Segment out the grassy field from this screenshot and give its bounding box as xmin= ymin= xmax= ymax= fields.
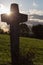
xmin=0 ymin=34 xmax=43 ymax=65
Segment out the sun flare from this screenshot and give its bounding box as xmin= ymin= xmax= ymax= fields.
xmin=6 ymin=12 xmax=11 ymax=16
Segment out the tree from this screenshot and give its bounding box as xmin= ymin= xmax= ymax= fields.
xmin=32 ymin=24 xmax=43 ymax=38
xmin=19 ymin=24 xmax=29 ymax=37
xmin=0 ymin=29 xmax=4 ymax=34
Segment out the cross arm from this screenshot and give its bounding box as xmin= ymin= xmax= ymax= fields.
xmin=1 ymin=13 xmax=28 ymax=24
xmin=1 ymin=14 xmax=11 ymax=24
xmin=1 ymin=13 xmax=15 ymax=24
xmin=19 ymin=13 xmax=28 ymax=22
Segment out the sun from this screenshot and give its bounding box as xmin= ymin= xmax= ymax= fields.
xmin=6 ymin=11 xmax=11 ymax=16
xmin=0 ymin=4 xmax=10 ymax=14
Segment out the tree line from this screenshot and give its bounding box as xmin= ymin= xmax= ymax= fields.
xmin=0 ymin=24 xmax=43 ymax=39
xmin=32 ymin=24 xmax=43 ymax=39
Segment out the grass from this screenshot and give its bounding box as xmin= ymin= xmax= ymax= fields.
xmin=0 ymin=34 xmax=11 ymax=64
xmin=0 ymin=34 xmax=43 ymax=65
xmin=20 ymin=37 xmax=43 ymax=65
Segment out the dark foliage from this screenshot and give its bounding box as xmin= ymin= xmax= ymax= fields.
xmin=32 ymin=24 xmax=43 ymax=39
xmin=0 ymin=29 xmax=4 ymax=34
xmin=19 ymin=24 xmax=29 ymax=37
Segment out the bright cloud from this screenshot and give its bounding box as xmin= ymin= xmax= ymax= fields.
xmin=20 ymin=10 xmax=28 ymax=14
xmin=0 ymin=22 xmax=9 ymax=32
xmin=0 ymin=4 xmax=5 ymax=9
xmin=29 ymin=9 xmax=43 ymax=15
xmin=0 ymin=3 xmax=10 ymax=14
xmin=28 ymin=9 xmax=43 ymax=22
xmin=29 ymin=18 xmax=43 ymax=22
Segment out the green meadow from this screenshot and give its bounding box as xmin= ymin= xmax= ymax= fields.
xmin=0 ymin=34 xmax=43 ymax=65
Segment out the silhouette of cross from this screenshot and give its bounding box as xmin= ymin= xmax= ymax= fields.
xmin=1 ymin=3 xmax=28 ymax=65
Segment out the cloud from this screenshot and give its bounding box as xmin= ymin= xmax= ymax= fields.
xmin=32 ymin=0 xmax=38 ymax=7
xmin=0 ymin=22 xmax=9 ymax=32
xmin=0 ymin=3 xmax=10 ymax=14
xmin=20 ymin=10 xmax=28 ymax=14
xmin=28 ymin=9 xmax=43 ymax=23
xmin=29 ymin=18 xmax=43 ymax=22
xmin=33 ymin=2 xmax=37 ymax=7
xmin=0 ymin=4 xmax=5 ymax=9
xmin=29 ymin=9 xmax=43 ymax=15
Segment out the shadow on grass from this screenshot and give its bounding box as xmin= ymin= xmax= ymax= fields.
xmin=19 ymin=48 xmax=35 ymax=65
xmin=0 ymin=48 xmax=36 ymax=65
xmin=0 ymin=46 xmax=43 ymax=65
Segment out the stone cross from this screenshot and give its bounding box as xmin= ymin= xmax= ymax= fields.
xmin=1 ymin=3 xmax=28 ymax=65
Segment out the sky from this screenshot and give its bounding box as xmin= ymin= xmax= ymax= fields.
xmin=0 ymin=0 xmax=43 ymax=14
xmin=0 ymin=0 xmax=43 ymax=32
